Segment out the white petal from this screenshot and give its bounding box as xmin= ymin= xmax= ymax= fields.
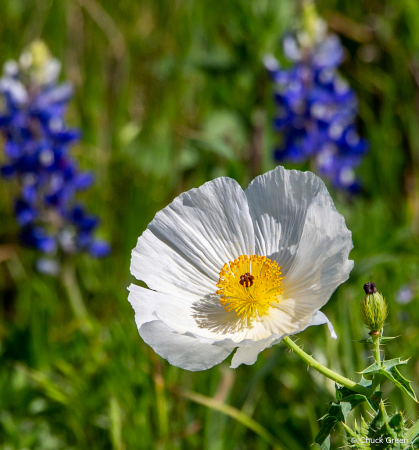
xmin=230 ymin=337 xmax=276 ymax=368
xmin=245 ymin=166 xmax=325 ymax=277
xmin=307 ymin=311 xmax=337 ymax=339
xmin=131 ymin=177 xmax=255 ymax=301
xmin=129 ymin=283 xmax=276 ymax=344
xmin=128 ymin=284 xmax=159 ymax=330
xmin=0 ymin=77 xmax=28 ymax=104
xmin=139 ymin=320 xmax=233 ymax=371
xmin=281 ymin=188 xmax=353 ymax=324
xmin=244 ymin=167 xmax=352 ymax=339
xmin=230 ymin=310 xmax=337 ymax=369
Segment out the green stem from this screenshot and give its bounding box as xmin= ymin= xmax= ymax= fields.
xmin=282 ymin=337 xmax=371 ymax=396
xmin=371 ymin=332 xmax=382 ymax=392
xmin=372 ymin=334 xmax=381 ymax=367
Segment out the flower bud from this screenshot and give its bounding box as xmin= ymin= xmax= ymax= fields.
xmin=360 ymin=282 xmax=388 ymax=334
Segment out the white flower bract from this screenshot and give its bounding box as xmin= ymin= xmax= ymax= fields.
xmin=129 ymin=166 xmax=353 ymax=371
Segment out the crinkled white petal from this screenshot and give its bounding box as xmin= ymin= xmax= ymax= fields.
xmin=245 ymin=166 xmax=325 ymax=277
xmin=140 ymin=320 xmax=233 ymax=371
xmin=276 ymin=188 xmax=353 ymax=330
xmin=128 ymin=284 xmax=159 ymax=330
xmin=243 ymin=166 xmax=352 ymax=338
xmin=308 ymin=311 xmax=337 ymax=339
xmin=230 ymin=337 xmax=277 ymax=368
xmin=230 ymin=310 xmax=337 ymax=368
xmin=128 ymin=284 xmax=278 ymax=344
xmin=130 ymin=177 xmax=255 ymax=301
xmin=128 ymin=285 xmax=232 ymax=370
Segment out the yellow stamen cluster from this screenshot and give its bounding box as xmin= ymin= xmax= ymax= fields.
xmin=216 ymin=254 xmax=284 ymax=319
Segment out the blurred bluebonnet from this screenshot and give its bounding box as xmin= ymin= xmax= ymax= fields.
xmin=0 ymin=41 xmax=110 ymax=274
xmin=264 ymin=3 xmax=368 ymax=192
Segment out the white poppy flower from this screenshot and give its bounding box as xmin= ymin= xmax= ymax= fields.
xmin=129 ymin=166 xmax=353 ymax=371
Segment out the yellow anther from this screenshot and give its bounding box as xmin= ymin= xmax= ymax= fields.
xmin=217 ymin=254 xmax=284 ymax=320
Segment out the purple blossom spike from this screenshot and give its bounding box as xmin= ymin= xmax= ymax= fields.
xmin=0 ymin=41 xmax=110 ymax=271
xmin=264 ymin=8 xmax=368 ymax=192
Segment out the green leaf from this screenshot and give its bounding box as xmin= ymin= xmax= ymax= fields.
xmin=370 ymin=402 xmax=388 ymax=430
xmin=359 ymin=358 xmax=417 ymax=402
xmin=380 ymin=336 xmax=400 ymax=342
xmin=336 ymin=385 xmax=356 ymax=401
xmin=340 ymin=394 xmax=367 ymax=420
xmin=357 ymin=338 xmax=373 ymax=344
xmin=320 ymin=436 xmax=330 ymax=450
xmin=315 ymin=394 xmax=368 ymax=445
xmin=340 ymin=401 xmax=353 ymax=423
xmin=315 ymin=381 xmax=375 ymax=446
xmin=360 ymin=362 xmax=381 ymax=374
xmin=357 ymin=336 xmax=399 ymax=344
xmin=358 ymin=376 xmax=373 ymax=389
xmin=381 ymin=366 xmax=418 ymax=402
xmin=360 ymin=357 xmax=409 ymax=374
xmin=388 ymin=412 xmax=404 ymax=434
xmin=315 ymin=414 xmax=338 ymax=445
xmin=335 ymin=378 xmax=372 ymax=400
xmin=381 ymin=357 xmax=410 ymax=370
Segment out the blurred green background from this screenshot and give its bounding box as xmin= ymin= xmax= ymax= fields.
xmin=1 ymin=0 xmax=419 ymax=448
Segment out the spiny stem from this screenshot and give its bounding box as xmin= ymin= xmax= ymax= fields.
xmin=372 ymin=333 xmax=381 ymax=367
xmin=371 ymin=331 xmax=382 ymax=392
xmin=282 ymin=336 xmax=371 ymax=396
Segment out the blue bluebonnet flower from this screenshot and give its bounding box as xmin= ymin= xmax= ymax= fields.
xmin=0 ymin=41 xmax=110 ymax=273
xmin=264 ymin=5 xmax=368 ymax=192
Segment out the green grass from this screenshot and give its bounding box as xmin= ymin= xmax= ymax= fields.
xmin=2 ymin=0 xmax=419 ymax=448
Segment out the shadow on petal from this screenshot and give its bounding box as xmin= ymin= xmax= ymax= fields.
xmin=191 ymin=294 xmax=255 ymax=336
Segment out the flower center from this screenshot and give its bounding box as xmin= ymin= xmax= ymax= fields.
xmin=216 ymin=254 xmax=284 ymax=319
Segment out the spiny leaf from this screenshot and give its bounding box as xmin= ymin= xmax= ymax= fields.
xmin=340 ymin=395 xmax=367 ymax=421
xmin=320 ymin=435 xmax=330 ymax=450
xmin=360 ymin=357 xmax=409 ymax=375
xmin=358 ymin=376 xmax=373 ymax=389
xmin=357 ymin=336 xmax=399 ymax=344
xmin=336 ymin=384 xmax=357 ymax=401
xmin=381 ymin=358 xmax=410 ymax=371
xmin=335 ymin=378 xmax=372 ymax=400
xmin=370 ymin=401 xmax=388 ymax=430
xmin=315 ymin=414 xmax=338 ymax=445
xmin=388 ymin=412 xmax=404 ymax=434
xmin=314 ymin=394 xmax=368 ymax=445
xmin=340 ymin=401 xmax=353 ymax=423
xmin=380 ymin=336 xmax=400 ymax=342
xmin=358 ymin=358 xmax=417 ymax=401
xmin=360 ymin=361 xmax=380 ymax=375
xmin=381 ymin=366 xmax=418 ymax=402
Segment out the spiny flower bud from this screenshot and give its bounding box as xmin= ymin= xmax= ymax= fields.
xmin=360 ymin=282 xmax=388 ymax=334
